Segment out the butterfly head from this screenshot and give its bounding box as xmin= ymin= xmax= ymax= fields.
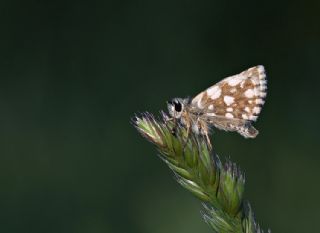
xmin=167 ymin=98 xmax=187 ymax=119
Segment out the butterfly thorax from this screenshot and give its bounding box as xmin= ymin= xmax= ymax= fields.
xmin=180 ymin=104 xmax=210 ymax=135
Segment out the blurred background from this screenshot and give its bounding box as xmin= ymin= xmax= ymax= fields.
xmin=0 ymin=0 xmax=319 ymax=232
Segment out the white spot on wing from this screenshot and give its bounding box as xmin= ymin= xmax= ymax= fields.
xmin=249 ymin=115 xmax=258 ymax=121
xmin=242 ymin=114 xmax=248 ymax=120
xmin=259 ymin=92 xmax=267 ymax=98
xmin=224 ymin=96 xmax=234 ymax=106
xmin=227 ymin=75 xmax=244 ymax=86
xmin=261 ymin=86 xmax=267 ymax=91
xmin=227 ymin=107 xmax=233 ymax=112
xmin=245 ymin=107 xmax=250 ymax=113
xmin=244 ymin=89 xmax=255 ymax=98
xmin=256 ymin=99 xmax=265 ymax=105
xmin=207 ymin=86 xmax=221 ymax=100
xmin=197 ymin=98 xmax=204 ymax=108
xmin=208 ymin=105 xmax=214 ymax=110
xmin=260 ymin=80 xmax=267 ymax=86
xmin=191 ymin=93 xmax=205 ymax=109
xmin=207 ymin=113 xmax=216 ymax=116
xmin=225 ymin=113 xmax=234 ymax=118
xmin=257 ymin=65 xmax=265 ymax=75
xmin=253 ymin=106 xmax=261 ymax=114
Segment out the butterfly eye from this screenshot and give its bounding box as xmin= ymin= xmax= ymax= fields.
xmin=174 ymin=102 xmax=182 ymax=112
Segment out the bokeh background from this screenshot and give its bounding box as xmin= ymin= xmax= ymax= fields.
xmin=1 ymin=0 xmax=320 ymax=232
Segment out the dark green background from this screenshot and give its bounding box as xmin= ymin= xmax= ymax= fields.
xmin=1 ymin=0 xmax=319 ymax=232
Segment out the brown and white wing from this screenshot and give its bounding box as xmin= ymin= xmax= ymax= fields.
xmin=191 ymin=65 xmax=267 ymax=138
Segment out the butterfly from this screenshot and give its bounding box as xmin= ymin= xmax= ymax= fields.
xmin=167 ymin=65 xmax=267 ymax=149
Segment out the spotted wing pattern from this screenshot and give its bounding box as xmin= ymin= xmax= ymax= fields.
xmin=190 ymin=65 xmax=267 ymax=137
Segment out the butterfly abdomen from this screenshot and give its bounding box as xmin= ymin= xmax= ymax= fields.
xmin=237 ymin=124 xmax=259 ymax=138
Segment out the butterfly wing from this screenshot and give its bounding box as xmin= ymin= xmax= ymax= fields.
xmin=191 ymin=65 xmax=267 ymax=137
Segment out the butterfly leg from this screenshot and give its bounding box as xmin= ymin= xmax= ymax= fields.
xmin=204 ymin=132 xmax=212 ymax=150
xmin=198 ymin=120 xmax=212 ymax=150
xmin=180 ymin=114 xmax=192 ymax=148
xmin=164 ymin=117 xmax=178 ymax=135
xmin=165 ymin=117 xmax=173 ymax=122
xmin=184 ymin=123 xmax=190 ymax=144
